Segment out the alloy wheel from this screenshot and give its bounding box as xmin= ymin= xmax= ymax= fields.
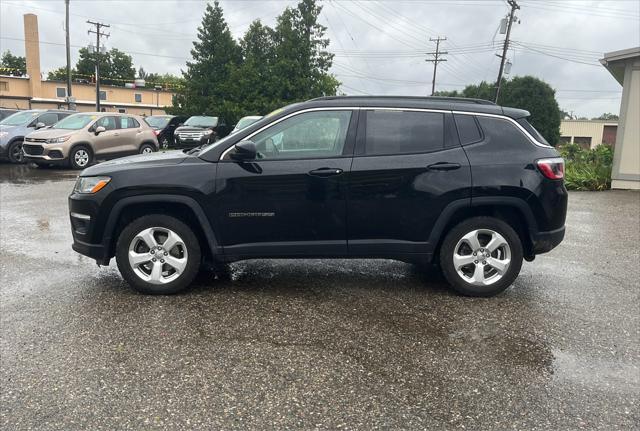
xmin=74 ymin=149 xmax=89 ymax=167
xmin=128 ymin=227 xmax=188 ymax=285
xmin=453 ymin=229 xmax=511 ymax=286
xmin=142 ymin=146 xmax=153 ymax=154
xmin=11 ymin=143 xmax=24 ymax=163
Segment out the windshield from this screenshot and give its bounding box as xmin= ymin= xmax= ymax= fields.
xmin=145 ymin=116 xmax=171 ymax=129
xmin=235 ymin=116 xmax=261 ymax=130
xmin=53 ymin=114 xmax=95 ymax=130
xmin=0 ymin=111 xmax=39 ymax=126
xmin=184 ymin=116 xmax=218 ymax=128
xmin=517 ymin=118 xmax=550 ymax=146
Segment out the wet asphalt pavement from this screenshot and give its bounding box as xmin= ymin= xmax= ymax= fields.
xmin=0 ymin=162 xmax=638 ymax=430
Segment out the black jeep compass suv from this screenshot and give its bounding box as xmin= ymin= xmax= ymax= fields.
xmin=69 ymin=96 xmax=567 ymax=297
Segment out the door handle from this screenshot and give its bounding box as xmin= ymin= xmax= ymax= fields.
xmin=308 ymin=167 xmax=344 ymax=177
xmin=427 ymin=162 xmax=461 ymax=171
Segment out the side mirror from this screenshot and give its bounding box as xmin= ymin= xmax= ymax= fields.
xmin=230 ymin=140 xmax=257 ymax=161
xmin=35 ymin=122 xmax=46 ymax=130
xmin=94 ymin=126 xmax=106 ymax=135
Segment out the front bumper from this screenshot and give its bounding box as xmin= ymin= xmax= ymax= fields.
xmin=174 ymin=135 xmax=210 ymax=148
xmin=531 ymin=225 xmax=565 ymax=254
xmin=69 ymin=194 xmax=111 ymax=265
xmin=23 ymin=142 xmax=67 ymax=164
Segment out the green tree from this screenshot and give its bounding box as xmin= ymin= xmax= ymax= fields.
xmin=0 ymin=50 xmax=26 ymax=76
xmin=436 ymin=77 xmax=561 ymax=145
xmin=174 ymin=1 xmax=241 ymax=119
xmin=593 ymin=113 xmax=618 ymax=121
xmin=272 ymin=0 xmax=339 ymax=102
xmin=75 ymin=47 xmax=135 ymax=84
xmin=109 ymin=48 xmax=136 ymax=81
xmin=47 ymin=66 xmax=71 ymax=81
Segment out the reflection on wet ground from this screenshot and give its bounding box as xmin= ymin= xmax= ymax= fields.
xmin=1 ymin=162 xmax=639 ymax=429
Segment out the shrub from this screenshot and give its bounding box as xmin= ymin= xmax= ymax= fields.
xmin=559 ymin=144 xmax=613 ymax=191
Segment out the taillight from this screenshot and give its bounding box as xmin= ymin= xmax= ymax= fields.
xmin=537 ymin=157 xmax=564 ymax=180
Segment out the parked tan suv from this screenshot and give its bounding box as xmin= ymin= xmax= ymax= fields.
xmin=23 ymin=112 xmax=159 ymax=169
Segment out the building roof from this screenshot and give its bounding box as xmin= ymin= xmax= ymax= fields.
xmin=600 ymin=46 xmax=640 ymax=85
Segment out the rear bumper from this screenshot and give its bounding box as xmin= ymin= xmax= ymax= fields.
xmin=531 ymin=225 xmax=565 ymax=254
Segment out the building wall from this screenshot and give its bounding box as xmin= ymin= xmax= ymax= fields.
xmin=559 ymin=120 xmax=618 ymax=149
xmin=0 ymin=76 xmax=174 ymax=115
xmin=611 ymin=57 xmax=640 ymax=190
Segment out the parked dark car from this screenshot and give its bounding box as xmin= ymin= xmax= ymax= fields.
xmin=173 ymin=116 xmax=229 ymax=149
xmin=0 ymin=108 xmax=19 ymax=121
xmin=144 ymin=115 xmax=188 ymax=149
xmin=69 ymin=96 xmax=567 ymax=297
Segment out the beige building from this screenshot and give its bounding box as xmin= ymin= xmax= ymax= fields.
xmin=600 ymin=47 xmax=640 ymax=190
xmin=0 ymin=14 xmax=175 ymax=116
xmin=560 ymin=119 xmax=618 ymax=149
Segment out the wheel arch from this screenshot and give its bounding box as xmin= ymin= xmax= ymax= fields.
xmin=139 ymin=140 xmax=158 ymax=150
xmin=103 ymin=194 xmax=220 ymax=263
xmin=429 ymin=197 xmax=537 ymax=262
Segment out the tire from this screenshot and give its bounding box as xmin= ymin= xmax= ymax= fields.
xmin=139 ymin=143 xmax=156 ymax=155
xmin=160 ymin=137 xmax=170 ymax=150
xmin=115 ymin=214 xmax=201 ymax=295
xmin=439 ymin=216 xmax=523 ymax=297
xmin=7 ymin=141 xmax=25 ymax=164
xmin=69 ymin=145 xmax=92 ymax=170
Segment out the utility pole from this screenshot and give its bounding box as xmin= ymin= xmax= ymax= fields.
xmin=495 ymin=0 xmax=519 ymax=103
xmin=426 ymin=36 xmax=447 ymax=96
xmin=65 ymin=0 xmax=72 ymax=104
xmin=87 ymin=20 xmax=109 ymax=111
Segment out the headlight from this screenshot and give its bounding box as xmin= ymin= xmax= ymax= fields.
xmin=201 ymin=129 xmax=213 ymax=136
xmin=74 ymin=176 xmax=111 ymax=194
xmin=47 ymin=135 xmax=71 ymax=144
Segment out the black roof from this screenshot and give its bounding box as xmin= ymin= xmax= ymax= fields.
xmin=303 ymin=95 xmax=530 ymax=119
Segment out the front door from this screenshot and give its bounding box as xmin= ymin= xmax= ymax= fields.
xmin=91 ymin=116 xmax=120 ymax=157
xmin=348 ymin=109 xmax=471 ymax=256
xmin=215 ymin=109 xmax=357 ymax=258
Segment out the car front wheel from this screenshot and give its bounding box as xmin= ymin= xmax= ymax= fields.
xmin=440 ymin=216 xmax=523 ymax=297
xmin=69 ymin=145 xmax=92 ymax=169
xmin=7 ymin=140 xmax=25 ymax=164
xmin=115 ymin=215 xmax=201 ymax=294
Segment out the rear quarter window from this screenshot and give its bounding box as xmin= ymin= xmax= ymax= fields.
xmin=475 ymin=116 xmax=532 ymax=148
xmin=454 ymin=114 xmax=482 ymax=145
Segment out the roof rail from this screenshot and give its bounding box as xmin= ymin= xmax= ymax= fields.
xmin=310 ymin=95 xmax=496 ymax=105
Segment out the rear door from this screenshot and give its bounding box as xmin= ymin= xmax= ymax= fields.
xmin=215 ymin=109 xmax=357 ymax=258
xmin=116 ymin=116 xmax=142 ymax=153
xmin=347 ymin=109 xmax=471 ymax=257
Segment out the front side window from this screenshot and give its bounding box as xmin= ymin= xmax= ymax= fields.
xmin=476 ymin=116 xmax=532 ymax=148
xmin=364 ymin=110 xmax=444 ymax=156
xmin=37 ymin=113 xmax=60 ymax=126
xmin=247 ymin=110 xmax=352 ymax=160
xmin=95 ymin=116 xmax=117 ymax=131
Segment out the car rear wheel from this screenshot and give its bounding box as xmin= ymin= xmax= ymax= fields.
xmin=7 ymin=141 xmax=25 ymax=164
xmin=115 ymin=215 xmax=201 ymax=295
xmin=160 ymin=137 xmax=170 ymax=150
xmin=69 ymin=146 xmax=92 ymax=169
xmin=139 ymin=143 xmax=156 ymax=154
xmin=440 ymin=216 xmax=523 ymax=297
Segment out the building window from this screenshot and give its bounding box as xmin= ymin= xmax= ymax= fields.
xmin=99 ymin=91 xmax=107 ymax=101
xmin=56 ymin=87 xmax=67 ymax=98
xmin=0 ymin=81 xmax=8 ymax=91
xmin=559 ymin=136 xmax=571 ymax=145
xmin=134 ymin=93 xmax=142 ymax=103
xmin=118 ymin=108 xmax=126 ymax=113
xmin=574 ymin=136 xmax=592 ymax=149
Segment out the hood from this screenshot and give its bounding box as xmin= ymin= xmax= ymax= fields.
xmin=26 ymin=128 xmax=72 ymax=140
xmin=175 ymin=125 xmax=210 ymax=132
xmin=80 ymin=150 xmax=190 ymax=176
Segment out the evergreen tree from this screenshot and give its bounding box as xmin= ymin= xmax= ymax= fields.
xmin=175 ymin=1 xmax=241 ymax=118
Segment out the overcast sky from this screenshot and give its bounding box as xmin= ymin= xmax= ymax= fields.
xmin=1 ymin=0 xmax=638 ymax=117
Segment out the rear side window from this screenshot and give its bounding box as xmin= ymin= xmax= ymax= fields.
xmin=476 ymin=116 xmax=532 ymax=148
xmin=364 ymin=110 xmax=444 ymax=155
xmin=454 ymin=114 xmax=482 ymax=145
xmin=120 ymin=117 xmax=140 ymax=128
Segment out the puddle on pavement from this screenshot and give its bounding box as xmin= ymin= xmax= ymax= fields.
xmin=0 ymin=163 xmax=77 ymax=184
